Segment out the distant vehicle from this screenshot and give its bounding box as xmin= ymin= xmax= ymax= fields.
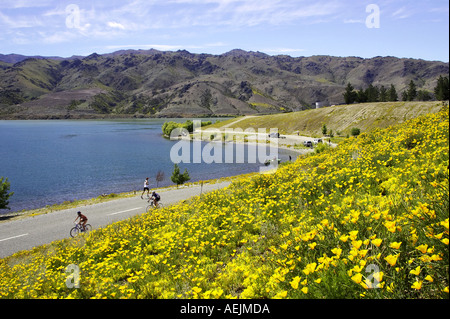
xmin=313 ymin=139 xmax=323 ymax=144
xmin=268 ymin=132 xmax=286 ymax=139
xmin=264 ymin=158 xmax=281 ymax=166
xmin=303 ymin=140 xmax=313 ymax=148
xmin=268 ymin=132 xmax=280 ymax=138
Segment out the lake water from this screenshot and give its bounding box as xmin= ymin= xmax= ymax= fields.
xmin=0 ymin=119 xmax=298 ymax=213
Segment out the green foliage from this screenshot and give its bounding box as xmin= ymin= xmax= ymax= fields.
xmin=388 ymin=84 xmax=398 ymax=102
xmin=89 ymin=91 xmax=127 ymax=114
xmin=434 ymin=75 xmax=449 ymax=101
xmin=314 ymin=142 xmax=330 ymax=154
xmin=407 ymin=80 xmax=417 ymax=101
xmin=0 ymin=177 xmax=14 ymax=210
xmin=347 ymin=81 xmax=436 ymax=105
xmin=162 ymin=121 xmax=184 ymax=136
xmin=0 ymin=90 xmax=25 ymax=105
xmin=351 ymin=127 xmax=361 ymax=136
xmin=322 ymin=124 xmax=327 ymax=136
xmin=379 ymin=85 xmax=388 ymax=102
xmin=200 ymin=88 xmax=213 ymax=110
xmin=366 ymin=84 xmax=379 ymax=103
xmin=343 ymin=83 xmax=357 ymax=104
xmin=162 ymin=120 xmax=213 ymax=136
xmin=170 ymin=164 xmax=190 ymax=187
xmin=417 ymin=90 xmax=432 ymax=101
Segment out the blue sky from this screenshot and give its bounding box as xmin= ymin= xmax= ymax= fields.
xmin=0 ymin=0 xmax=448 ymax=62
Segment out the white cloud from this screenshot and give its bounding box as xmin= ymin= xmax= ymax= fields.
xmin=344 ymin=19 xmax=364 ymax=24
xmin=262 ymin=48 xmax=306 ymax=54
xmin=391 ymin=7 xmax=413 ymax=19
xmin=0 ymin=0 xmax=53 ymax=9
xmin=105 ymin=42 xmax=227 ymax=52
xmin=107 ymin=21 xmax=126 ymax=30
xmin=0 ymin=11 xmax=43 ymax=28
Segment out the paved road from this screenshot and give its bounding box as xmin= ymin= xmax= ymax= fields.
xmin=0 ymin=181 xmax=231 ymax=259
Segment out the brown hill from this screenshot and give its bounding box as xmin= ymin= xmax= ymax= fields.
xmin=0 ymin=49 xmax=448 ymax=119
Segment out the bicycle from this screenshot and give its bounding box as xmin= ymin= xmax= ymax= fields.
xmin=70 ymin=222 xmax=92 ymax=237
xmin=146 ymin=197 xmax=164 ymax=212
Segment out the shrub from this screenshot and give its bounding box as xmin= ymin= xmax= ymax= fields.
xmin=351 ymin=127 xmax=361 ymax=136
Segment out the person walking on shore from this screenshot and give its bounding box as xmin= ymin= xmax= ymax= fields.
xmin=141 ymin=177 xmax=150 ymax=199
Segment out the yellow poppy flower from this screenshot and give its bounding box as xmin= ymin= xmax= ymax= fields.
xmin=351 ymin=273 xmax=363 ymax=284
xmin=415 ymin=244 xmax=428 ymax=254
xmin=290 ymin=276 xmax=301 ymax=289
xmin=411 ymin=280 xmax=423 ymax=290
xmin=372 ymin=238 xmax=382 ymax=247
xmin=385 ymin=254 xmax=399 ymax=266
xmin=331 ymin=247 xmax=342 ymax=257
xmin=389 ymin=242 xmax=402 ymax=249
xmin=352 ymin=240 xmax=363 ymax=249
xmin=409 ymin=266 xmax=421 ymax=275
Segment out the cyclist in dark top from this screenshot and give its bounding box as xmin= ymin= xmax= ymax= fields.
xmin=74 ymin=211 xmax=88 ymax=231
xmin=151 ymin=191 xmax=160 ymax=208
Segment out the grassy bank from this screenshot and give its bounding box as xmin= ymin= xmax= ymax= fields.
xmin=0 ymin=106 xmax=448 ymax=299
xmin=207 ymin=101 xmax=444 ymax=137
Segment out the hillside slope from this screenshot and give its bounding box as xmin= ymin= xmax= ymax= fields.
xmin=0 ymin=49 xmax=448 ymax=119
xmin=210 ymin=101 xmax=445 ymax=136
xmin=1 ymin=106 xmax=448 ymax=299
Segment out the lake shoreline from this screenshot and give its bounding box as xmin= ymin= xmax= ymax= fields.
xmin=0 ymin=119 xmax=308 ymax=218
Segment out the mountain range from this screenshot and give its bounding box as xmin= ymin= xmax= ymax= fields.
xmin=0 ymin=49 xmax=448 ymax=119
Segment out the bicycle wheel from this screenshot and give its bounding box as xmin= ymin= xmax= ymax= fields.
xmin=70 ymin=227 xmax=80 ymax=237
xmin=84 ymin=224 xmax=92 ymax=233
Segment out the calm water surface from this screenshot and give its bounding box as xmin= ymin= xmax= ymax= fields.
xmin=0 ymin=119 xmax=298 ymax=213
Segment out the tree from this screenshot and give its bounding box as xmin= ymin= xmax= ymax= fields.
xmin=0 ymin=177 xmax=14 ymax=210
xmin=356 ymin=89 xmax=367 ymax=103
xmin=402 ymin=90 xmax=409 ymax=102
xmin=434 ymin=75 xmax=449 ymax=101
xmin=322 ymin=124 xmax=327 ymax=136
xmin=417 ymin=90 xmax=432 ymax=101
xmin=388 ymin=84 xmax=398 ymax=102
xmin=156 ymin=170 xmax=165 ymax=187
xmin=407 ymin=80 xmax=417 ymax=101
xmin=343 ymin=83 xmax=357 ymax=104
xmin=379 ymin=85 xmax=388 ymax=102
xmin=200 ymin=88 xmax=213 ymax=110
xmin=366 ymin=84 xmax=379 ymax=102
xmin=170 ymin=164 xmax=190 ymax=188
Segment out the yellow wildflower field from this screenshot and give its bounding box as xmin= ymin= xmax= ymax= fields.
xmin=0 ymin=106 xmax=448 ymax=299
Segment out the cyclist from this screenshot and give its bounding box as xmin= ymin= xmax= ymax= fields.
xmin=141 ymin=177 xmax=150 ymax=199
xmin=74 ymin=211 xmax=88 ymax=231
xmin=151 ymin=191 xmax=161 ymax=208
